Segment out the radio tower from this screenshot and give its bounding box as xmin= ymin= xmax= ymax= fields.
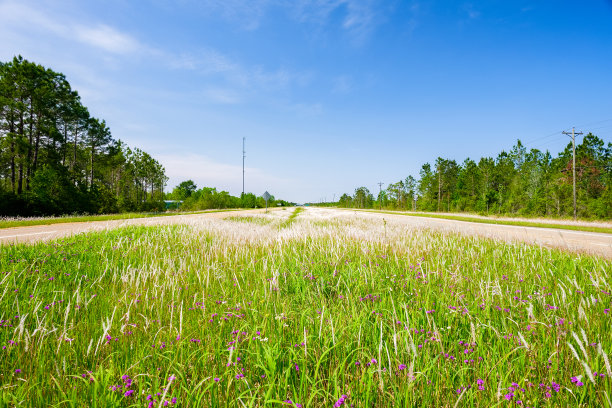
xmin=242 ymin=137 xmax=246 ymax=196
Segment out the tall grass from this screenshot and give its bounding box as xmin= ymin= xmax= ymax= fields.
xmin=0 ymin=208 xmax=610 ymax=407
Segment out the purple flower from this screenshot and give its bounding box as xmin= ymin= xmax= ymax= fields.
xmin=124 ymin=389 xmax=135 ymax=397
xmin=398 ymin=364 xmax=406 ymax=370
xmin=571 ymin=376 xmax=584 ymax=387
xmin=214 ymin=377 xmax=220 ymax=382
xmin=333 ymin=394 xmax=348 ymax=407
xmin=504 ymin=392 xmax=514 ymax=401
xmin=15 ymin=369 xmax=21 ymax=373
xmin=171 ymin=398 xmax=177 ymax=404
xmin=371 ymin=358 xmax=377 ymax=364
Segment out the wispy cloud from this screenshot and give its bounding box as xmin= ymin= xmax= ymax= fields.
xmin=171 ymin=0 xmax=387 ymax=45
xmin=73 ymin=25 xmax=143 ymax=54
xmin=158 ymin=153 xmax=291 ymax=193
xmin=169 ymin=0 xmax=273 ymax=31
xmin=0 ymin=0 xmax=149 ymax=55
xmin=291 ymin=0 xmax=387 ymax=45
xmin=168 ymin=47 xmax=315 ymax=104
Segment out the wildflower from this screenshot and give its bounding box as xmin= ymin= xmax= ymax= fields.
xmin=294 ymin=364 xmax=299 ymax=372
xmin=124 ymin=389 xmax=135 ymax=397
xmin=371 ymin=358 xmax=377 ymax=364
xmin=333 ymin=394 xmax=348 ymax=407
xmin=398 ymin=364 xmax=406 ymax=370
xmin=15 ymin=369 xmax=21 ymax=373
xmin=504 ymin=392 xmax=514 ymax=401
xmin=570 ymin=376 xmax=584 ymax=387
xmin=214 ymin=377 xmax=220 ymax=382
xmin=171 ymin=398 xmax=177 ymax=404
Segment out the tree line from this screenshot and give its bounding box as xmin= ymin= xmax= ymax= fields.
xmin=335 ymin=136 xmax=612 ymax=219
xmin=0 ymin=56 xmax=167 ymax=216
xmin=168 ymin=180 xmax=294 ymax=210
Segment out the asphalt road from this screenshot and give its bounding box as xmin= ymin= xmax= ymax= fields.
xmin=1 ymin=208 xmax=611 ymax=259
xmin=0 ymin=209 xmax=263 ymax=245
xmin=344 ymin=209 xmax=612 ymax=259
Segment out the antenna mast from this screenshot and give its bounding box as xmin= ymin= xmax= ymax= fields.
xmin=242 ymin=137 xmax=246 ymax=196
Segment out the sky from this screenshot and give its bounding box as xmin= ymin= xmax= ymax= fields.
xmin=1 ymin=0 xmax=611 ymax=203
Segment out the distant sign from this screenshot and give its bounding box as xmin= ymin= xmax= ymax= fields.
xmin=263 ymin=191 xmax=271 ymax=202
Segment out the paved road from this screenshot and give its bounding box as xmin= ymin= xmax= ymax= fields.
xmin=1 ymin=208 xmax=611 ymax=259
xmin=343 ymin=209 xmax=612 ymax=259
xmin=0 ymin=209 xmax=266 ymax=245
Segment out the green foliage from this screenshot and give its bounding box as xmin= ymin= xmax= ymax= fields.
xmin=0 ymin=56 xmax=168 ymax=215
xmin=171 ymin=180 xmax=197 ymax=200
xmin=337 ymin=138 xmax=611 ymax=219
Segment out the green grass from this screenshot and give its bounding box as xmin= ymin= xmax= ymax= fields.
xmin=225 ymin=215 xmax=275 ymax=225
xmin=360 ymin=209 xmax=612 ymax=234
xmin=0 ymin=209 xmax=610 ymax=407
xmin=278 ymin=207 xmax=303 ymax=229
xmin=0 ymin=208 xmax=243 ymax=229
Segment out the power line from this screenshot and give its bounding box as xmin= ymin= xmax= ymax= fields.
xmin=573 ymin=118 xmax=612 ymax=129
xmin=562 ymin=127 xmax=583 ymax=220
xmin=522 ymin=118 xmax=612 ymax=146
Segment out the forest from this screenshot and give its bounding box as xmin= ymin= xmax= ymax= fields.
xmin=0 ymin=56 xmax=167 ymax=216
xmin=336 ymin=136 xmax=612 ymax=219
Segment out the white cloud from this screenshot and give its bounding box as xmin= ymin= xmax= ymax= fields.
xmin=73 ymin=24 xmax=142 ymax=54
xmin=0 ymin=0 xmax=147 ymax=55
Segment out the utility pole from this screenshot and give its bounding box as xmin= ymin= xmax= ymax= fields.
xmin=377 ymin=182 xmax=384 ymax=210
xmin=562 ymin=127 xmax=583 ymax=220
xmin=242 ymin=137 xmax=246 ymax=196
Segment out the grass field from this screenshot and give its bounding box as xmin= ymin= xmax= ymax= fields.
xmin=359 ymin=210 xmax=612 ymax=235
xmin=1 ymin=208 xmax=610 ymax=407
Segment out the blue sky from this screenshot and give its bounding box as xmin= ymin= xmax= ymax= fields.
xmin=1 ymin=0 xmax=611 ymax=203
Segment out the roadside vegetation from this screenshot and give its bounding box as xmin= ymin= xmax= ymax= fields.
xmin=319 ymin=137 xmax=611 ymax=220
xmin=360 ymin=209 xmax=612 ymax=234
xmin=1 ymin=208 xmax=610 ymax=407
